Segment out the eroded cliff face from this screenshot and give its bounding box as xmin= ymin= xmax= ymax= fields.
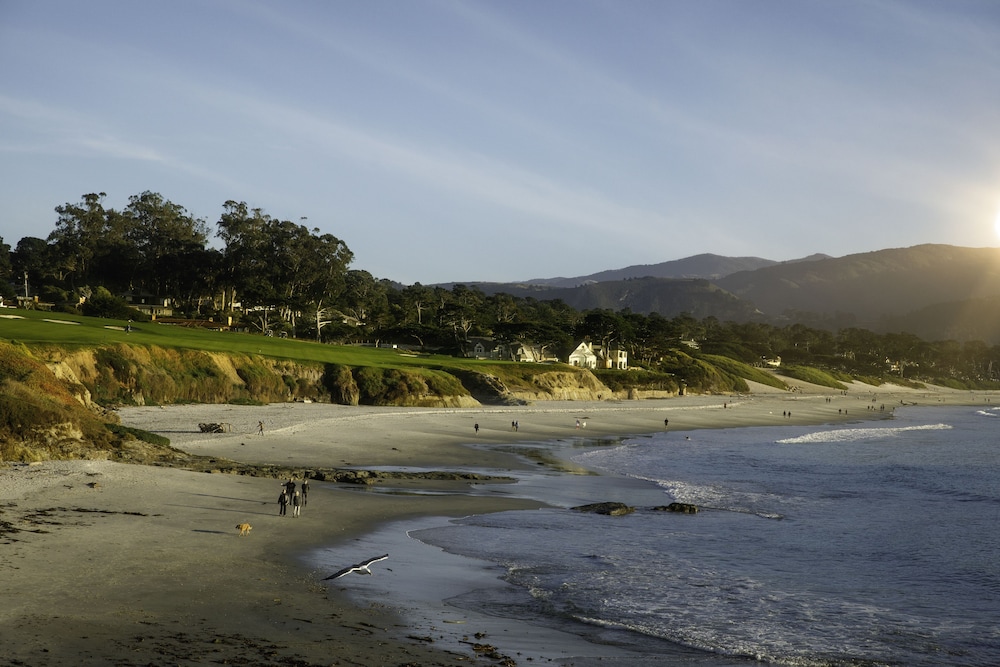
xmin=507 ymin=370 xmax=613 ymax=402
xmin=35 ymin=344 xmax=612 ymax=409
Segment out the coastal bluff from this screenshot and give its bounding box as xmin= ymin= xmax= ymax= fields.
xmin=2 ymin=341 xmax=638 ymax=460
xmin=39 ymin=343 xmax=619 ymax=408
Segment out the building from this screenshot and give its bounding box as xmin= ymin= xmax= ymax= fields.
xmin=121 ymin=290 xmax=173 ymax=318
xmin=568 ymin=341 xmax=598 ymax=369
xmin=568 ymin=341 xmax=628 ymax=370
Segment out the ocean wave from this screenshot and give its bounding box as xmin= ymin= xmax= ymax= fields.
xmin=776 ymin=423 xmax=951 ymax=444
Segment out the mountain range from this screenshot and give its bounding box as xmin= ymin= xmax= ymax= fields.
xmin=443 ymin=244 xmax=1000 ymax=344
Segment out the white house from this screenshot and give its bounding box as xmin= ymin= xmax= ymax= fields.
xmin=598 ymin=345 xmax=628 ymax=370
xmin=568 ymin=341 xmax=598 ymax=369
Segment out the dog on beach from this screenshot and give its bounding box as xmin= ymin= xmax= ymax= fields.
xmin=235 ymin=522 xmax=253 ymax=536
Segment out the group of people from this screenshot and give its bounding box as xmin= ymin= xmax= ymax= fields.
xmin=278 ymin=478 xmax=309 ymax=517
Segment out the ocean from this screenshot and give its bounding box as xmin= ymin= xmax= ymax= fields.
xmin=313 ymin=405 xmax=1000 ymax=666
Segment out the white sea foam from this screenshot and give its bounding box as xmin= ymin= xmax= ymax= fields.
xmin=776 ymin=423 xmax=951 ymax=444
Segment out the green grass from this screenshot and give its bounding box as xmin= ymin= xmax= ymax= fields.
xmin=0 ymin=308 xmax=596 ymax=406
xmin=700 ymin=354 xmax=788 ymax=390
xmin=0 ymin=309 xmax=515 ymax=373
xmin=778 ymin=365 xmax=850 ymax=390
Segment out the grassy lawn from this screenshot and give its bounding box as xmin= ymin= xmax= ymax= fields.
xmin=0 ymin=309 xmax=503 ymax=373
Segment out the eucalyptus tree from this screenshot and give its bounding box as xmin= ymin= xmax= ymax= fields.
xmin=48 ymin=192 xmax=110 ymax=287
xmin=10 ymin=237 xmax=47 ymax=298
xmin=120 ymin=191 xmax=210 ymax=296
xmin=289 ymin=224 xmax=353 ymax=339
xmin=399 ymin=282 xmax=434 ymax=325
xmin=217 ymin=201 xmax=271 ymax=319
xmin=0 ymin=236 xmax=11 ymax=298
xmin=216 ymin=202 xmax=352 ymax=335
xmin=440 ymin=284 xmax=486 ymax=343
xmin=340 ymin=270 xmax=387 ymax=326
xmin=575 ymin=309 xmax=625 ymax=351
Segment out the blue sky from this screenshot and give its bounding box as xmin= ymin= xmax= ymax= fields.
xmin=2 ymin=0 xmax=999 ymax=285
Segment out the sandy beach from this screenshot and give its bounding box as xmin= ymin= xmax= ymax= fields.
xmin=0 ymin=379 xmax=987 ymax=666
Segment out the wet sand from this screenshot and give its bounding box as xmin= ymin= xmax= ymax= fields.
xmin=0 ymin=379 xmax=987 ymax=666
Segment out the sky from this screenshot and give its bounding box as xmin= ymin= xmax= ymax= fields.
xmin=2 ymin=0 xmax=999 ymax=285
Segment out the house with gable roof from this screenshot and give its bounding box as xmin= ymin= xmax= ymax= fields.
xmin=568 ymin=341 xmax=628 ymax=370
xmin=567 ymin=341 xmax=598 ymax=369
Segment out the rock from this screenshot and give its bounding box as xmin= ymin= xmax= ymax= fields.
xmin=652 ymin=502 xmax=699 ymax=514
xmin=198 ymin=422 xmax=228 ymax=433
xmin=571 ymin=502 xmax=635 ymax=516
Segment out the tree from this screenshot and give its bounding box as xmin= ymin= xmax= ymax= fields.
xmin=440 ymin=284 xmax=486 ymax=345
xmin=0 ymin=236 xmax=12 ymax=299
xmin=399 ymin=283 xmax=434 ymax=325
xmin=216 ymin=202 xmax=352 ymax=336
xmin=576 ymin=309 xmax=625 ymax=351
xmin=11 ymin=237 xmax=50 ymax=299
xmin=48 ymin=192 xmax=110 ymax=287
xmin=121 ymin=191 xmax=210 ymax=296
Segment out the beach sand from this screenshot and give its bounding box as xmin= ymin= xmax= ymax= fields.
xmin=1 ymin=380 xmax=987 ymax=666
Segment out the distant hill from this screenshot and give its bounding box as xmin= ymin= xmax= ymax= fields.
xmin=475 ymin=278 xmax=763 ymax=321
xmin=442 ymin=244 xmax=1000 ymax=343
xmin=879 ymin=295 xmax=1000 ymax=343
xmin=715 ymin=245 xmax=1000 ymax=322
xmin=520 ymin=253 xmax=785 ymax=287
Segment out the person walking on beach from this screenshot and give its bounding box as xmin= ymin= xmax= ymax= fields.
xmin=278 ymin=490 xmax=289 ymax=516
xmin=257 ymin=420 xmax=264 ymax=436
xmin=301 ymin=478 xmax=309 ymax=506
xmin=284 ymin=479 xmax=296 ymax=496
xmin=474 ymin=423 xmax=479 ymax=434
xmin=292 ymin=491 xmax=302 ymax=517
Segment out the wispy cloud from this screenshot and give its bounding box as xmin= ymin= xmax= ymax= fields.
xmin=207 ymin=87 xmax=671 ymax=234
xmin=0 ymin=93 xmax=248 ymax=194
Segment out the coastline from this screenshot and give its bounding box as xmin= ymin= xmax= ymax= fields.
xmin=0 ymin=381 xmax=989 ymax=666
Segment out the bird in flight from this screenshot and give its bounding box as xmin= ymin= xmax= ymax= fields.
xmin=323 ymin=554 xmax=389 ymax=580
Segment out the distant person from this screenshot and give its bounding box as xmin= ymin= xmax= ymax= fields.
xmin=257 ymin=420 xmax=264 ymax=436
xmin=301 ymin=478 xmax=309 ymax=506
xmin=292 ymin=491 xmax=302 ymax=517
xmin=284 ymin=479 xmax=296 ymax=496
xmin=474 ymin=423 xmax=479 ymax=434
xmin=664 ymin=418 xmax=669 ymax=429
xmin=278 ymin=490 xmax=289 ymax=516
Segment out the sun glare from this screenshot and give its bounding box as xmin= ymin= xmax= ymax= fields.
xmin=995 ymin=205 xmax=1000 ymax=241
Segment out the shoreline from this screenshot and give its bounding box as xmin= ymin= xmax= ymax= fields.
xmin=1 ymin=381 xmax=991 ymax=666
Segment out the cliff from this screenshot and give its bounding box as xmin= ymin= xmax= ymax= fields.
xmin=1 ymin=342 xmax=617 ymax=461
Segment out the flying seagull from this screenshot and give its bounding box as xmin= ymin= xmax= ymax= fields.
xmin=323 ymin=554 xmax=389 ymax=580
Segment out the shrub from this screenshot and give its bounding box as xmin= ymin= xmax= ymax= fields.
xmin=105 ymin=423 xmax=171 ymax=447
xmin=81 ymin=287 xmax=147 ymax=321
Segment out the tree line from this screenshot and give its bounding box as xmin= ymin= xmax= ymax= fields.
xmin=2 ymin=191 xmax=999 ymax=388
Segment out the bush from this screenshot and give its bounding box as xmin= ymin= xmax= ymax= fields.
xmin=106 ymin=423 xmax=171 ymax=447
xmin=81 ymin=287 xmax=147 ymax=321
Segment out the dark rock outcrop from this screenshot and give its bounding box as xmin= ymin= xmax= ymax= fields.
xmin=571 ymin=502 xmax=635 ymax=516
xmin=652 ymin=502 xmax=699 ymax=514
